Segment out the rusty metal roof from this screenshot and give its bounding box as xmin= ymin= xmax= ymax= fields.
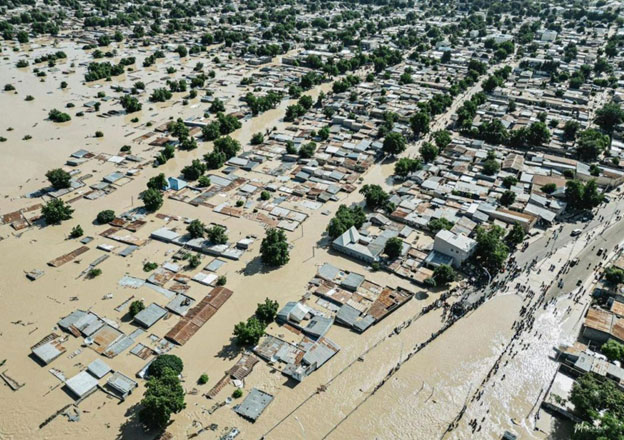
xmin=584 ymin=308 xmax=614 ymax=334
xmin=165 ymin=287 xmax=233 ymax=345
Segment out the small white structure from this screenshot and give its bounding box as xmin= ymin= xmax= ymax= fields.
xmin=432 ymin=230 xmax=477 ymax=267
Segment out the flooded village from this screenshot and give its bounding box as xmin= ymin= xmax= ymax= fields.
xmin=1 ymin=0 xmax=624 ymax=439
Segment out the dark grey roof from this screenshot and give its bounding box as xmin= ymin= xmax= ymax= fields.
xmin=133 ymin=303 xmax=167 ymax=328
xmin=335 ymin=304 xmax=361 ymax=327
xmin=341 ymin=272 xmax=365 ymax=291
xmin=303 ymin=316 xmax=333 ymax=339
xmin=87 ymin=359 xmax=111 ymax=378
xmin=234 ymin=388 xmax=274 ymax=422
xmin=317 ymin=263 xmax=340 ymax=281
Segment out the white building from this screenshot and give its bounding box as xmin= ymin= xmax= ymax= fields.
xmin=432 ymin=230 xmax=477 ymax=267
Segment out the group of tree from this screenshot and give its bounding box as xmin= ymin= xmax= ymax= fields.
xmin=203 ymin=136 xmax=241 ymax=169
xmin=84 ymin=61 xmax=124 ymax=82
xmin=481 ymin=66 xmax=512 ymax=94
xmin=473 ymin=225 xmax=509 ymax=274
xmin=233 ymin=298 xmax=279 ymax=346
xmin=139 ymin=354 xmax=185 ymax=431
xmin=569 ymin=373 xmax=624 ymax=440
xmin=243 ymin=91 xmax=282 ymax=116
xmin=565 ymin=179 xmax=603 ymax=211
xmin=201 ymin=113 xmax=242 ymax=140
xmin=48 ymin=108 xmax=71 ymax=122
xmin=326 ymin=204 xmax=367 ymax=239
xmin=120 ymin=95 xmax=142 ymax=113
xmin=150 ymin=88 xmax=172 ymax=102
xmin=394 ymin=157 xmax=422 ymax=178
xmin=604 ymin=266 xmax=624 ymax=285
xmin=284 ymin=94 xmax=315 ymax=122
xmin=359 ymin=184 xmax=394 ymax=213
xmin=575 ymin=129 xmax=610 ymax=162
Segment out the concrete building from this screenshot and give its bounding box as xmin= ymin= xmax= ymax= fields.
xmin=432 ymin=230 xmax=477 ymax=268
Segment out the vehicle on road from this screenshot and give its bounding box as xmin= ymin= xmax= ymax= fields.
xmin=597 ymin=248 xmax=605 ymax=256
xmin=571 ymin=229 xmax=582 ymax=237
xmin=570 ymin=258 xmax=579 ymax=266
xmin=576 ymin=279 xmax=583 ymax=286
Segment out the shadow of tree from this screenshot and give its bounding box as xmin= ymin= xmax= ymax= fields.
xmin=116 ymin=403 xmax=156 ymax=440
xmin=215 ymin=336 xmax=243 ymax=361
xmin=238 ymin=255 xmax=281 ymax=277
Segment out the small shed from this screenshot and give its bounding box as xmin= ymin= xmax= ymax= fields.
xmin=87 ymin=359 xmax=112 ymax=379
xmin=234 ymin=388 xmax=274 ymax=422
xmin=133 ymin=303 xmax=168 ymax=328
xmin=65 ymin=371 xmax=99 ymax=400
xmin=168 ymin=177 xmax=187 ymax=191
xmin=106 ymin=371 xmax=138 ymax=400
xmin=31 ymin=340 xmax=66 ymax=365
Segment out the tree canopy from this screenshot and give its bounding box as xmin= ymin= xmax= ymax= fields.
xmin=260 ymin=228 xmax=289 ymax=266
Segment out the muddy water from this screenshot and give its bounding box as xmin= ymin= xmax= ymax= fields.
xmin=0 ymin=37 xmax=580 ymax=440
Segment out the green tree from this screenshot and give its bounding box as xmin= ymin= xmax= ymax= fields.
xmin=384 ymin=237 xmax=403 ymax=259
xmin=46 ymin=168 xmax=71 ymax=189
xmin=410 ymin=111 xmax=430 ymax=137
xmin=142 ymin=188 xmax=164 ymax=212
xmin=482 ymin=158 xmax=500 ymax=176
xmin=213 ymin=136 xmax=240 ymax=159
xmin=299 ymin=141 xmax=316 ymax=158
xmin=139 ymin=368 xmax=186 ymax=430
xmin=499 ymin=190 xmax=516 ymax=206
xmin=502 ymin=176 xmax=518 ymax=188
xmin=48 ymin=108 xmax=71 ymax=122
xmin=129 ymin=300 xmax=145 ymax=317
xmin=595 ymin=102 xmax=624 ymax=132
xmin=255 ymin=298 xmax=279 ymax=324
xmin=432 ymin=264 xmax=456 ymax=285
xmin=576 ymin=129 xmax=610 ymax=162
xmin=181 ymin=160 xmax=206 ymax=181
xmin=420 ymin=142 xmax=439 ymax=163
xmin=96 ymin=210 xmax=115 ymax=224
xmin=601 ymin=339 xmax=624 ymax=362
xmin=541 ymin=183 xmax=557 ymax=194
xmin=207 ymin=225 xmax=228 ymax=244
xmin=506 ymin=222 xmax=525 ymax=246
xmin=42 ymin=199 xmax=74 ymax=224
xmin=604 ymin=267 xmax=624 ymax=285
xmin=148 ymin=354 xmax=184 ymax=378
xmin=209 ymin=98 xmax=225 ymax=113
xmin=120 ymin=95 xmax=142 ymax=113
xmin=474 ymin=225 xmax=509 ymax=273
xmin=251 ymin=132 xmax=264 ymax=145
xmin=187 ymin=219 xmax=205 ymax=238
xmin=383 ymin=132 xmax=407 ymax=155
xmin=326 ymin=205 xmax=367 ymax=238
xmin=563 ymin=120 xmax=580 ymax=141
xmin=69 ymin=225 xmax=83 ymax=238
xmin=234 ymin=316 xmax=265 ymax=346
xmin=260 ymin=228 xmax=289 ymax=266
xmin=428 ymin=218 xmax=454 ymax=234
xmin=147 ymin=173 xmax=167 ymax=191
xmin=360 ymin=184 xmax=391 ymax=211
xmin=394 ymin=158 xmax=422 ymax=177
xmin=433 ymin=130 xmax=451 ymax=150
